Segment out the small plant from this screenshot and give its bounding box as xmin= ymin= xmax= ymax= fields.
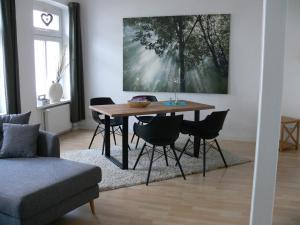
xmin=55 ymin=47 xmax=69 ymax=83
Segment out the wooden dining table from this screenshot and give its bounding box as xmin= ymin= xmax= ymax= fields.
xmin=89 ymin=100 xmax=215 ymax=170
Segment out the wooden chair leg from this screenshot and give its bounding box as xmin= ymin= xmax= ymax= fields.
xmin=89 ymin=200 xmax=96 ymax=215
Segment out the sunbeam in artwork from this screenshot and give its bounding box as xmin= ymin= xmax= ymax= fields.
xmin=123 ymin=14 xmax=230 ymax=93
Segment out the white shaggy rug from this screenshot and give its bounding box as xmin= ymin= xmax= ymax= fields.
xmin=61 ymin=135 xmax=250 ymax=191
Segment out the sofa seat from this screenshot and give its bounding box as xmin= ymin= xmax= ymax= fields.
xmin=0 ymin=157 xmax=101 ymax=220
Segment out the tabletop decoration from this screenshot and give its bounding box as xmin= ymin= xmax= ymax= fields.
xmin=163 ymin=100 xmax=187 ymax=107
xmin=128 ymin=97 xmax=151 ymax=108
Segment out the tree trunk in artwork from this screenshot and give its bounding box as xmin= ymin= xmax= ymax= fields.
xmin=198 ymin=16 xmax=223 ymax=76
xmin=178 ymin=18 xmax=186 ymax=93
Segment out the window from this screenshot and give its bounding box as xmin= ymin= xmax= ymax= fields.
xmin=0 ymin=9 xmax=6 ymax=114
xmin=34 ymin=39 xmax=61 ymax=96
xmin=33 ymin=2 xmax=70 ymax=104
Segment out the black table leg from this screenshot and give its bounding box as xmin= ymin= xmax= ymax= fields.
xmin=105 ymin=115 xmax=129 ymax=170
xmin=194 ymin=110 xmax=200 ymax=158
xmin=104 ymin=115 xmax=110 ymax=157
xmin=170 ymin=112 xmax=176 ymax=149
xmin=122 ymin=117 xmax=129 ymax=169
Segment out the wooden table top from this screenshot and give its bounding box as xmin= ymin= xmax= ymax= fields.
xmin=89 ymin=100 xmax=215 ymax=117
xmin=281 ymin=116 xmax=299 ymax=124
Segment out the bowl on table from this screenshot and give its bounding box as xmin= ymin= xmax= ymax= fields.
xmin=128 ymin=97 xmax=151 ymax=108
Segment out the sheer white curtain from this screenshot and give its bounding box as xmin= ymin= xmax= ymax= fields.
xmin=0 ymin=8 xmax=6 ymax=114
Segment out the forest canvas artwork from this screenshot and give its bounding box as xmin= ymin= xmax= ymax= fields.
xmin=123 ymin=14 xmax=231 ymax=93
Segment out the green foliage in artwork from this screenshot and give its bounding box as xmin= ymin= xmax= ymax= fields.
xmin=123 ymin=14 xmax=231 ymax=94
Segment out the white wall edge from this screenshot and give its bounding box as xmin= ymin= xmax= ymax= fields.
xmin=250 ymin=0 xmax=287 ymax=224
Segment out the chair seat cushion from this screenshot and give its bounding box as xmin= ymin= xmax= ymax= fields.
xmin=0 ymin=157 xmax=101 ymax=219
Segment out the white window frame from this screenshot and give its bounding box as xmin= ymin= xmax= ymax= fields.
xmin=33 ymin=1 xmax=63 ymax=38
xmin=33 ymin=0 xmax=70 ymax=104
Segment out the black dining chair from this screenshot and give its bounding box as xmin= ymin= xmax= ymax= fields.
xmin=179 ymin=110 xmax=229 ymax=176
xmin=89 ymin=97 xmax=123 ymax=154
xmin=130 ymin=95 xmax=166 ymax=148
xmin=133 ymin=115 xmax=186 ymax=185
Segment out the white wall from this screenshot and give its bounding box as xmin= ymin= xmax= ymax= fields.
xmin=16 ymin=0 xmax=38 ymax=123
xmin=282 ymin=0 xmax=300 ymax=117
xmin=79 ymin=0 xmax=263 ymax=141
xmin=13 ymin=0 xmax=298 ymax=141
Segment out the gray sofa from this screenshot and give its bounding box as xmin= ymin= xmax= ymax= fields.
xmin=0 ymin=131 xmax=102 ymax=225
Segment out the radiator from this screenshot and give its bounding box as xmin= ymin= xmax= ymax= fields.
xmin=43 ymin=104 xmax=72 ymax=134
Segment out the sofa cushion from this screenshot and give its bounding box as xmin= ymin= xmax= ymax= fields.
xmin=0 ymin=157 xmax=101 ymax=219
xmin=0 ymin=112 xmax=31 ymax=149
xmin=0 ymin=112 xmax=31 ymax=133
xmin=0 ymin=124 xmax=40 ymax=158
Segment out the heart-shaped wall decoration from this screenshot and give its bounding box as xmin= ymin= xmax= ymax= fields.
xmin=41 ymin=13 xmax=53 ymax=26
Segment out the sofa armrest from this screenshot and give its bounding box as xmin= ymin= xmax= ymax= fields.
xmin=37 ymin=131 xmax=60 ymax=158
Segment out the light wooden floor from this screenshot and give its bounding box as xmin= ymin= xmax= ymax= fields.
xmin=52 ymin=129 xmax=300 ymax=225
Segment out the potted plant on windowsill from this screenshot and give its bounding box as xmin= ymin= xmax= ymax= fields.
xmin=49 ymin=47 xmax=68 ymax=103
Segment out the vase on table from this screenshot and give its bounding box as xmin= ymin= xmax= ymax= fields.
xmin=49 ymin=81 xmax=63 ymax=103
xmin=173 ymin=77 xmax=180 ymax=105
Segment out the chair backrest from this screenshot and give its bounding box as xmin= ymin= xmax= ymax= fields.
xmin=202 ymin=109 xmax=229 ymax=134
xmin=131 ymin=95 xmax=158 ymax=102
xmin=90 ymin=97 xmax=115 ymax=122
xmin=90 ymin=97 xmax=115 ymax=106
xmin=135 ymin=115 xmax=183 ymax=146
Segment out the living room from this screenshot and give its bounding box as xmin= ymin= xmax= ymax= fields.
xmin=0 ymin=0 xmax=299 ymax=225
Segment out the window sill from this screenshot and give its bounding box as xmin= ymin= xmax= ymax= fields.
xmin=36 ymin=99 xmax=70 ymax=110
